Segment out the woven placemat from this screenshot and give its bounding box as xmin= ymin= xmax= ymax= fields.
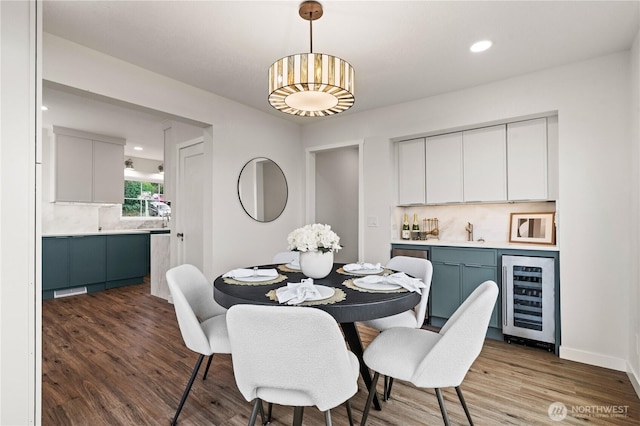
xmin=337 ymin=267 xmax=394 ymax=277
xmin=277 ymin=264 xmax=301 ymax=273
xmin=342 ymin=278 xmax=408 ymax=294
xmin=223 ymin=274 xmax=288 ymax=286
xmin=266 ymin=287 xmax=346 ymax=305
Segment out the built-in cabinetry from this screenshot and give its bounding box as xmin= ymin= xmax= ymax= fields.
xmin=396 ymin=117 xmax=555 ymax=205
xmin=430 ymin=246 xmax=499 ymax=328
xmin=390 ymin=243 xmax=560 ymax=350
xmin=53 ymin=126 xmax=125 ymax=204
xmin=42 ymin=233 xmax=150 ymax=299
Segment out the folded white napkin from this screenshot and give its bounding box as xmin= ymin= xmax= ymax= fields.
xmin=288 ymin=259 xmax=300 ymax=268
xmin=276 ymin=278 xmax=322 ymax=304
xmin=223 ymin=268 xmax=279 ymax=279
xmin=343 ymin=262 xmax=382 ymax=272
xmin=353 ymin=272 xmax=427 ymax=293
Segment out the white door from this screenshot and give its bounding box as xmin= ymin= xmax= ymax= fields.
xmin=177 ymin=139 xmax=204 ymax=270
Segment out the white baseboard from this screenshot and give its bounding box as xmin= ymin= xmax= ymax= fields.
xmin=627 ymin=361 xmax=640 ymax=399
xmin=559 ymin=345 xmax=627 ymax=371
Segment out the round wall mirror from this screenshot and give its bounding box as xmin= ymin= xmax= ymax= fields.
xmin=237 ymin=157 xmax=288 ymax=222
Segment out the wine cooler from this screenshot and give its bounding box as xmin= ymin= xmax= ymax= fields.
xmin=502 ymin=255 xmax=555 ymax=348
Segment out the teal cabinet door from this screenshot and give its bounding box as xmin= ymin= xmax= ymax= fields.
xmin=431 ymin=262 xmax=461 ymax=319
xmin=106 ymin=234 xmax=149 ymax=282
xmin=42 ymin=237 xmax=69 ymax=291
xmin=69 ymin=236 xmax=106 ymax=286
xmin=462 ymin=264 xmax=499 ymax=328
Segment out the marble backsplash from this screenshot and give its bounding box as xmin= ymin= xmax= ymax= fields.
xmin=392 ymin=201 xmax=557 ymax=243
xmin=42 ymin=202 xmax=167 ymax=235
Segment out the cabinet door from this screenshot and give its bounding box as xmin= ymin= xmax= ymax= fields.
xmin=55 ymin=134 xmax=93 ymax=202
xmin=463 ymin=125 xmax=506 ymax=202
xmin=507 ymin=118 xmax=548 ymax=200
xmin=106 ymin=234 xmax=150 ymax=281
xmin=462 ymin=264 xmax=499 ymax=328
xmin=69 ymin=236 xmax=106 ymax=286
xmin=42 ymin=237 xmax=69 ymax=290
xmin=431 ymin=262 xmax=461 ymax=319
xmin=397 ymin=138 xmax=426 ymax=205
xmin=93 ymin=141 xmax=124 ymax=203
xmin=426 ymin=132 xmax=463 ymax=204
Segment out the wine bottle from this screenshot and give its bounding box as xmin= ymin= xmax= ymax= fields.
xmin=412 ymin=213 xmax=420 ymax=233
xmin=401 ymin=214 xmax=410 ymax=240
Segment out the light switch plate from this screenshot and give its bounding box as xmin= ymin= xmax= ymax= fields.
xmin=367 ymin=216 xmax=378 ymax=227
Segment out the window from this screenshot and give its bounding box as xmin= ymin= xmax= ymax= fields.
xmin=122 ymin=180 xmax=167 ymax=217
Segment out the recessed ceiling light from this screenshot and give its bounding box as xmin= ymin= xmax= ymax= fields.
xmin=470 ymin=40 xmax=492 ymax=53
xmin=41 ymin=105 xmax=48 ymax=111
xmin=134 ymin=146 xmax=143 ymax=151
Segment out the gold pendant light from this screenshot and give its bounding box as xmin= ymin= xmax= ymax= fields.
xmin=268 ymin=1 xmax=355 ymax=117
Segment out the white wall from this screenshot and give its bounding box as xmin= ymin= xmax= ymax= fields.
xmin=43 ymin=33 xmax=305 ymax=280
xmin=629 ymin=30 xmax=640 ymax=395
xmin=0 ymin=1 xmax=38 ymax=424
xmin=303 ymin=51 xmax=635 ymax=373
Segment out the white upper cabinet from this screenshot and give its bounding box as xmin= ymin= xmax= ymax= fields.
xmin=463 ymin=125 xmax=507 ymax=202
xmin=397 ymin=138 xmax=426 ymax=205
xmin=54 ymin=126 xmax=125 ymax=204
xmin=426 ymin=132 xmax=463 ymax=204
xmin=507 ymin=118 xmax=548 ymax=201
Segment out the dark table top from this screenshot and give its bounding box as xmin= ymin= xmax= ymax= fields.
xmin=213 ymin=263 xmax=421 ymax=323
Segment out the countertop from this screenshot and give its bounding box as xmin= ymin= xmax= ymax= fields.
xmin=43 ymin=229 xmax=171 ymax=237
xmin=391 ymin=239 xmax=559 ymax=251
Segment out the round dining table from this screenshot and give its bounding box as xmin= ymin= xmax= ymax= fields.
xmin=213 ymin=262 xmax=421 ymax=410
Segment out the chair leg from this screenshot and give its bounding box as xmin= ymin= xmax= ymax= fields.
xmin=344 ymin=400 xmax=354 ymax=426
xmin=386 ymin=377 xmax=394 ymax=400
xmin=360 ymin=371 xmax=380 ymax=426
xmin=324 ymin=409 xmax=332 ymax=426
xmin=267 ymin=402 xmax=273 ymax=423
xmin=455 ymin=386 xmax=474 ymax=426
xmin=202 ymin=354 xmax=214 ymax=380
xmin=171 ymin=354 xmax=205 ymax=426
xmin=248 ymin=399 xmax=261 ymax=426
xmin=383 ymin=376 xmax=389 ymax=401
xmin=434 ymin=388 xmax=451 ymax=426
xmin=292 ymin=406 xmax=304 ymax=426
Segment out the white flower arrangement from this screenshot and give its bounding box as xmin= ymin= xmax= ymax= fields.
xmin=287 ymin=223 xmax=342 ymax=253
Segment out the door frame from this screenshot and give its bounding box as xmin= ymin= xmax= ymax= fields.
xmin=305 ymin=140 xmax=365 ymax=261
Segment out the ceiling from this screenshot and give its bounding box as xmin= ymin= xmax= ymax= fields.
xmin=42 ymin=1 xmax=639 ymax=156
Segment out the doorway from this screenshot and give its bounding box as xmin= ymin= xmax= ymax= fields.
xmin=307 ymin=142 xmax=363 ymax=263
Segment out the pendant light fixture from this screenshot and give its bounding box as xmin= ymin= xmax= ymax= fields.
xmin=268 ymin=1 xmax=355 ymax=117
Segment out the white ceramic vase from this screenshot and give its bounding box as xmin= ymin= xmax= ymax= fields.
xmin=299 ymin=250 xmax=334 ymax=279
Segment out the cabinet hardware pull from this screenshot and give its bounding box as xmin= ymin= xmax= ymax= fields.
xmin=502 ymin=266 xmax=507 ymax=327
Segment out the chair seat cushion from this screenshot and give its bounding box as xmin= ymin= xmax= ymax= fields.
xmin=201 ymin=314 xmax=231 ymax=354
xmin=364 ymin=327 xmax=440 ymax=381
xmin=360 ymin=310 xmax=418 ymax=331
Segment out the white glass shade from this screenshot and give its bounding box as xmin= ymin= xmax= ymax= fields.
xmin=268 ymin=53 xmax=355 ymax=117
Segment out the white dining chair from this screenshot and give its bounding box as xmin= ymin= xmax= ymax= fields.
xmin=166 ymin=264 xmax=231 ymax=426
xmin=359 ymin=255 xmax=433 ymax=399
xmin=361 ymin=280 xmax=499 ymax=426
xmin=226 ymin=304 xmax=360 ymax=426
xmin=272 ymin=250 xmax=299 ymax=265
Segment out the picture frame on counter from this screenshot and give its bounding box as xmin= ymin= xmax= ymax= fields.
xmin=509 ymin=212 xmax=556 ymax=245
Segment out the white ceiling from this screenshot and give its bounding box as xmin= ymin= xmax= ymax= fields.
xmin=42 ymin=1 xmax=640 ymax=157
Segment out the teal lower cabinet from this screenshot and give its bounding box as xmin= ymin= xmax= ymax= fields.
xmin=106 ymin=234 xmax=150 ymax=289
xmin=42 ymin=235 xmax=106 ymax=299
xmin=429 ymin=246 xmax=500 ymax=337
xmin=42 ymin=233 xmax=150 ymax=299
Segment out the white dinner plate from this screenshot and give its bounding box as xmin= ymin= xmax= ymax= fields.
xmin=285 ymin=263 xmax=301 ymax=271
xmin=353 ymin=280 xmax=403 ymax=291
xmin=347 ymin=268 xmax=384 ymax=275
xmin=310 ymin=285 xmax=335 ymax=301
xmin=231 ymin=274 xmax=279 ymax=283
xmin=294 ymin=285 xmax=335 ymax=301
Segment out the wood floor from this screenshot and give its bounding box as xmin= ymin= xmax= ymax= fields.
xmin=42 ymin=281 xmax=639 ymax=426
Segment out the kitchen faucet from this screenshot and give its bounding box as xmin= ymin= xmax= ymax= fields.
xmin=465 ymin=222 xmax=474 ymax=241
